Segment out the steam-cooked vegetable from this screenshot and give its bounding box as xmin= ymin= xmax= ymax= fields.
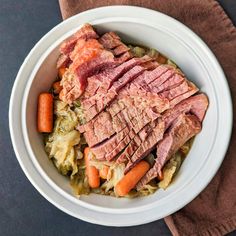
xmin=84 ymin=147 xmax=100 ymax=188
xmin=37 ymin=93 xmax=53 ymax=133
xmin=115 ymin=161 xmax=150 ymax=197
xmin=147 ymin=48 xmax=159 ymax=59
xmin=70 ymin=159 xmax=90 ymax=195
xmin=132 ymin=46 xmax=146 ymax=57
xmin=99 ymin=165 xmax=110 ymax=179
xmin=45 ymin=100 xmax=80 ymax=176
xmin=158 ymin=153 xmax=182 ymax=189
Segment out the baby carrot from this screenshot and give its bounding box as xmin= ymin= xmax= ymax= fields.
xmin=37 ymin=93 xmax=53 ymax=133
xmin=84 ymin=147 xmax=100 ymax=188
xmin=99 ymin=165 xmax=110 ymax=180
xmin=115 ymin=161 xmax=150 ymax=197
xmin=58 ymin=67 xmax=66 ymax=79
xmin=52 ymin=81 xmax=63 ymax=94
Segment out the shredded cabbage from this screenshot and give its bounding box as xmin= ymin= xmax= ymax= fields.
xmin=158 ymin=153 xmax=182 ymax=189
xmin=45 ymin=100 xmax=81 ymax=176
xmin=70 ymin=160 xmax=90 ymax=196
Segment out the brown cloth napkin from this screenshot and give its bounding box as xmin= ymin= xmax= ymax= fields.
xmin=59 ymin=0 xmax=236 ymax=235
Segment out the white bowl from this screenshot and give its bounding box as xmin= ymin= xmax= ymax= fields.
xmin=9 ymin=6 xmax=232 ymax=226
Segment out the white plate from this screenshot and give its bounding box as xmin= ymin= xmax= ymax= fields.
xmin=9 ymin=6 xmax=232 ymax=226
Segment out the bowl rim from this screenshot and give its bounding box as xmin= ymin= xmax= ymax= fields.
xmin=9 ymin=5 xmax=233 ymax=226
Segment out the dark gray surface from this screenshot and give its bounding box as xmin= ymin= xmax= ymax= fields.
xmin=0 ymin=0 xmax=235 ymax=235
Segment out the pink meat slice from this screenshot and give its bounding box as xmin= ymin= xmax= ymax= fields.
xmin=81 ymin=67 xmax=199 ymax=159
xmin=60 ymin=23 xmax=99 ymax=55
xmin=81 ymin=56 xmax=152 ymax=106
xmin=60 ymin=39 xmax=115 ymax=104
xmin=99 ymin=32 xmax=122 ymax=49
xmin=83 ymin=65 xmax=147 ymax=121
xmin=116 ymin=93 xmax=207 ymax=167
xmin=136 ymin=114 xmax=201 ymax=190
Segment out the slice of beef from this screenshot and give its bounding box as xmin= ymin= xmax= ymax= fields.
xmin=99 ymin=32 xmax=134 ymax=62
xmin=91 ymin=126 xmax=130 ymax=160
xmin=115 ymin=51 xmax=133 ymax=64
xmin=81 ymin=56 xmax=152 ymax=104
xmin=169 ymin=81 xmax=199 ymax=107
xmin=80 ymin=66 xmax=188 ymax=153
xmin=84 ymin=65 xmax=147 ymax=121
xmin=60 ymin=23 xmax=99 ymax=55
xmin=116 ymin=120 xmax=157 ymax=164
xmin=159 ymin=80 xmax=191 ymax=100
xmin=81 ymin=111 xmax=115 ymax=147
xmin=136 ymin=114 xmax=201 ymax=190
xmin=57 ymin=24 xmax=99 ymax=69
xmin=163 ymin=93 xmax=208 ymax=129
xmin=113 ymin=44 xmax=130 ymax=56
xmin=99 ymin=32 xmax=134 ymax=68
xmin=124 ymin=119 xmax=165 ymax=173
xmin=99 ymin=32 xmax=122 ymax=49
xmin=148 ymin=69 xmax=175 ymax=88
xmin=118 ymin=93 xmax=206 ymax=172
xmin=134 ymin=65 xmax=170 ymax=85
xmin=91 ymin=99 xmax=160 ymax=161
xmin=60 ymin=39 xmax=115 ymax=104
xmin=153 ymin=73 xmax=185 ymax=93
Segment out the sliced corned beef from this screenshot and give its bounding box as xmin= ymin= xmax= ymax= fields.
xmin=153 ymin=73 xmax=185 ymax=93
xmin=113 ymin=44 xmax=130 ymax=56
xmin=124 ymin=119 xmax=165 ymax=173
xmin=60 ymin=23 xmax=98 ymax=56
xmin=57 ymin=23 xmax=98 ymax=69
xmin=169 ymin=82 xmax=199 ymax=107
xmin=83 ymin=65 xmax=147 ymax=121
xmin=60 ymin=39 xmax=115 ymax=104
xmin=163 ymin=93 xmax=208 ymax=129
xmin=115 ymin=51 xmax=133 ymax=64
xmin=117 ymin=93 xmax=207 ymax=172
xmin=81 ymin=56 xmax=152 ymax=106
xmin=99 ymin=32 xmax=122 ymax=49
xmin=136 ymin=114 xmax=201 ymax=190
xmin=91 ymin=100 xmax=161 ymax=161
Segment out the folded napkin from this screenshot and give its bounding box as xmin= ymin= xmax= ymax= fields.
xmin=58 ymin=0 xmax=236 ymax=235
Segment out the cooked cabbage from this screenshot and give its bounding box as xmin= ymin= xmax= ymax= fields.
xmin=158 ymin=152 xmax=182 ymax=189
xmin=73 ymin=100 xmax=86 ymax=125
xmin=70 ymin=159 xmax=90 ymax=196
xmin=45 ymin=100 xmax=81 ymax=176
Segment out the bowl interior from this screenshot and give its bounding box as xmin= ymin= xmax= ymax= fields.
xmin=23 ymin=21 xmax=217 ymax=212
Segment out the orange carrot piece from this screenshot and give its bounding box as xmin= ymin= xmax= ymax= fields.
xmin=84 ymin=147 xmax=100 ymax=188
xmin=58 ymin=67 xmax=66 ymax=79
xmin=115 ymin=161 xmax=150 ymax=197
xmin=37 ymin=93 xmax=53 ymax=133
xmin=99 ymin=165 xmax=110 ymax=179
xmin=52 ymin=81 xmax=63 ymax=94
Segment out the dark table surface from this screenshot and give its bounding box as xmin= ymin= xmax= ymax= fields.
xmin=0 ymin=1 xmax=235 ymax=235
